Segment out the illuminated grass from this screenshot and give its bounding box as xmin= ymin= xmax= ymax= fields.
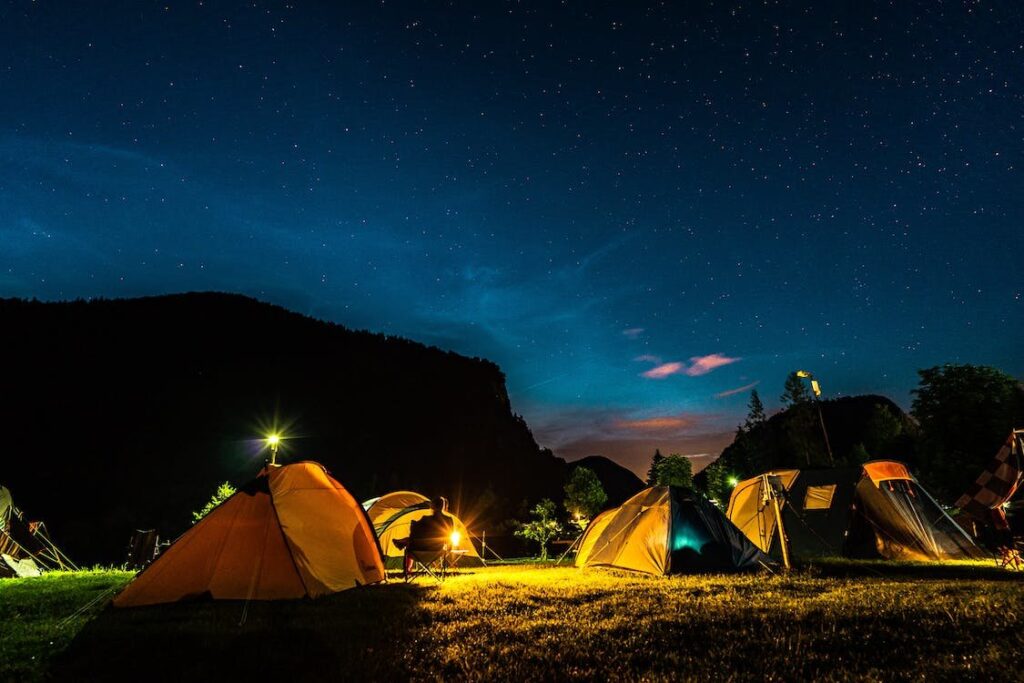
xmin=0 ymin=569 xmax=132 ymax=681
xmin=5 ymin=562 xmax=1023 ymax=681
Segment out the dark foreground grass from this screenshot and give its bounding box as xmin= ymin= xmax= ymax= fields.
xmin=4 ymin=561 xmax=1023 ymax=682
xmin=0 ymin=569 xmax=132 ymax=682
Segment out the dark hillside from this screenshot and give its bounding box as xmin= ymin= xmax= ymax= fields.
xmin=0 ymin=293 xmax=569 ymax=564
xmin=696 ymin=395 xmax=919 ymax=501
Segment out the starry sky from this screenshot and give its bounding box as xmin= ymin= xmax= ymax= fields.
xmin=2 ymin=2 xmax=1022 ymax=477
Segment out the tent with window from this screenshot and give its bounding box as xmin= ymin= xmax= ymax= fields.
xmin=575 ymin=486 xmax=772 ymax=574
xmin=363 ymin=491 xmax=481 ymax=567
xmin=114 ymin=461 xmax=385 ymax=607
xmin=726 ymin=460 xmax=984 ymax=562
xmin=0 ymin=484 xmax=76 ymax=578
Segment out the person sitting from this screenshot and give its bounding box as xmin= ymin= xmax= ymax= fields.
xmin=398 ymin=496 xmax=454 ymax=577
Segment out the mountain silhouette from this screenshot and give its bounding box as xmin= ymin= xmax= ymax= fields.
xmin=0 ymin=293 xmax=585 ymax=564
xmin=570 ymin=455 xmax=645 ymax=507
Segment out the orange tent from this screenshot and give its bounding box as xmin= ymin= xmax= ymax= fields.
xmin=114 ymin=461 xmax=385 ymax=607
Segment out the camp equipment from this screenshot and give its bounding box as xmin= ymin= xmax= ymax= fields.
xmin=955 ymin=430 xmax=1024 ymax=568
xmin=114 ymin=461 xmax=385 ymax=607
xmin=575 ymin=486 xmax=771 ymax=574
xmin=727 ymin=460 xmax=984 ymax=562
xmin=0 ymin=484 xmax=76 ymax=577
xmin=124 ymin=529 xmax=162 ymax=570
xmin=363 ymin=491 xmax=481 ymax=567
xmin=955 ymin=429 xmax=1024 ymax=531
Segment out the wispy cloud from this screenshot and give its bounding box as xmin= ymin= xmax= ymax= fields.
xmin=614 ymin=415 xmax=696 ymax=432
xmin=714 ymin=380 xmax=760 ymax=399
xmin=641 ymin=353 xmax=741 ymax=379
xmin=642 ymin=362 xmax=685 ymax=379
xmin=686 ymin=353 xmax=741 ymax=376
xmin=622 ymin=327 xmax=644 ymax=339
xmin=633 ymin=353 xmax=662 ymax=364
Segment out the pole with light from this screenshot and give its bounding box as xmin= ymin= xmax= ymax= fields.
xmin=795 ymin=370 xmax=834 ymax=465
xmin=267 ymin=433 xmax=281 ymax=466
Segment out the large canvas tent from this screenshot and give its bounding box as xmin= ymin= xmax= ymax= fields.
xmin=0 ymin=484 xmax=76 ymax=577
xmin=363 ymin=490 xmax=481 ymax=566
xmin=575 ymin=486 xmax=771 ymax=575
xmin=727 ymin=460 xmax=984 ymax=562
xmin=114 ymin=461 xmax=385 ymax=607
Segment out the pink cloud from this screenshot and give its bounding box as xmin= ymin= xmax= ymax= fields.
xmin=633 ymin=354 xmax=662 ymax=364
xmin=642 ymin=362 xmax=685 ymax=379
xmin=622 ymin=327 xmax=644 ymax=339
xmin=714 ymin=380 xmax=760 ymax=399
xmin=640 ymin=353 xmax=740 ymax=379
xmin=614 ymin=415 xmax=697 ymax=432
xmin=684 ymin=353 xmax=741 ymax=376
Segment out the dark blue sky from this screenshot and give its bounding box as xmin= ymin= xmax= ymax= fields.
xmin=2 ymin=2 xmax=1021 ymax=476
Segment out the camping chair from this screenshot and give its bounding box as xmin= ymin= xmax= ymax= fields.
xmin=400 ymin=541 xmax=465 ymax=583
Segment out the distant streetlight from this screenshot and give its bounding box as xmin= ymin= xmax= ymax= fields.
xmin=795 ymin=370 xmax=834 ymax=465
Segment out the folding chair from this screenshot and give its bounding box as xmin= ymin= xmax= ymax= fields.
xmin=404 ymin=545 xmax=455 ymax=582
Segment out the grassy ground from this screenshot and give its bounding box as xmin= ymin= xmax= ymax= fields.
xmin=3 ymin=561 xmax=1023 ymax=682
xmin=0 ymin=569 xmax=132 ymax=682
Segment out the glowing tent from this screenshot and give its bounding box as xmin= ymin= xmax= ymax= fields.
xmin=726 ymin=460 xmax=984 ymax=562
xmin=363 ymin=491 xmax=481 ymax=566
xmin=575 ymin=486 xmax=771 ymax=575
xmin=114 ymin=461 xmax=385 ymax=607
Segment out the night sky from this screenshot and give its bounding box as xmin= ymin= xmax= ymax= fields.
xmin=3 ymin=2 xmax=1022 ymax=476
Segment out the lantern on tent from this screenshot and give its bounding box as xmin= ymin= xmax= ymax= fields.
xmin=267 ymin=433 xmax=281 ymax=465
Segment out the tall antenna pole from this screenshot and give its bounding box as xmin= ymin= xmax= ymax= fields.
xmin=796 ymin=370 xmax=834 ymax=465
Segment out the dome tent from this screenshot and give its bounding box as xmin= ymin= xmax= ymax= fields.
xmin=363 ymin=490 xmax=481 ymax=566
xmin=114 ymin=461 xmax=385 ymax=607
xmin=575 ymin=486 xmax=771 ymax=574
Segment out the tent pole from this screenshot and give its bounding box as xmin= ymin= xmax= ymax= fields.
xmin=555 ymin=531 xmax=583 ymax=565
xmin=472 ymin=531 xmax=504 ymax=562
xmin=813 ymin=397 xmax=835 ymax=465
xmin=765 ymin=474 xmax=791 ymax=571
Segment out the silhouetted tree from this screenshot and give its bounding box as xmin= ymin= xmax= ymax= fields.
xmin=515 ymin=499 xmax=563 ymax=561
xmin=653 ymin=454 xmax=694 ymax=488
xmin=862 ymin=404 xmax=903 ymax=456
xmin=912 ymin=364 xmax=1024 ymax=501
xmin=563 ymin=466 xmax=607 ymax=525
xmin=700 ymin=459 xmax=733 ymax=506
xmin=745 ymin=389 xmax=766 ymax=428
xmin=780 ymin=372 xmax=812 ymax=407
xmin=646 ymin=449 xmax=665 ymax=486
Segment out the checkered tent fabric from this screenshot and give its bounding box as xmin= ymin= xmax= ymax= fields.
xmin=955 ymin=430 xmax=1024 ymax=528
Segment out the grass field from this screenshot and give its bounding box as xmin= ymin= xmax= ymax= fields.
xmin=3 ymin=561 xmax=1023 ymax=681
